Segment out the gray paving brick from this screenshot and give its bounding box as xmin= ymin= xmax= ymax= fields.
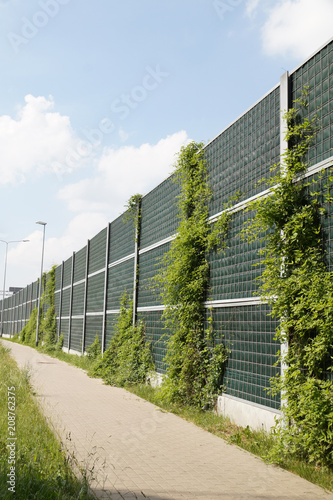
xmin=3 ymin=339 xmax=333 ymax=500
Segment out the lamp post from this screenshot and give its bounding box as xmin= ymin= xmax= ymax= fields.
xmin=0 ymin=239 xmax=29 ymax=337
xmin=35 ymin=221 xmax=47 ymax=347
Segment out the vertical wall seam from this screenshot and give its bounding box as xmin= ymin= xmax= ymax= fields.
xmin=102 ymin=223 xmax=111 ymax=354
xmin=279 ymin=71 xmax=290 ymax=413
xmin=58 ymin=261 xmax=64 ymax=341
xmin=132 ymin=199 xmax=142 ymax=326
xmin=82 ymin=240 xmax=90 ymax=355
xmin=280 ymin=71 xmax=290 ymax=170
xmin=68 ymin=252 xmax=75 ymax=353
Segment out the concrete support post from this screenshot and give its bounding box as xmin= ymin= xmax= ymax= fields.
xmin=280 ymin=71 xmax=290 ymax=170
xmin=68 ymin=252 xmax=75 ymax=353
xmin=132 ymin=200 xmax=142 ymax=326
xmin=57 ymin=262 xmax=64 ymax=341
xmin=280 ymin=71 xmax=290 ymax=417
xmin=82 ymin=240 xmax=90 ymax=355
xmin=102 ymin=223 xmax=111 ymax=355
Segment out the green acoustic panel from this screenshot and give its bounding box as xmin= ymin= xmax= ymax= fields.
xmin=63 ymin=257 xmax=73 ymax=288
xmin=107 ymin=258 xmax=134 ymax=310
xmin=32 ymin=280 xmax=39 ymax=300
xmin=60 ymin=319 xmax=69 ymax=348
xmin=74 ymin=246 xmax=87 ymax=283
xmin=42 ymin=273 xmax=52 ymax=315
xmin=56 ymin=318 xmax=61 ymax=340
xmin=88 ymin=227 xmax=107 ymax=275
xmin=137 ymin=242 xmax=170 ymax=308
xmin=14 ymin=307 xmax=18 ymax=324
xmin=291 ymin=40 xmax=333 ymax=167
xmin=72 ymin=282 xmax=85 ymax=316
xmin=21 ymin=302 xmax=26 ymax=323
xmin=26 ymin=283 xmax=32 ymax=301
xmin=140 ymin=175 xmax=180 ymax=249
xmin=3 ymin=321 xmax=8 ymax=335
xmin=85 ymin=315 xmax=103 ymax=351
xmin=69 ymin=318 xmax=83 ymax=352
xmin=24 ymin=302 xmax=32 ymax=322
xmin=105 ymin=313 xmax=119 ymax=349
xmin=27 ymin=283 xmax=34 ymax=306
xmin=55 ymin=265 xmax=62 ymax=290
xmin=61 ymin=288 xmax=71 ymax=317
xmin=55 ymin=265 xmax=62 ymax=292
xmin=305 ymin=167 xmax=333 ymax=271
xmin=3 ymin=308 xmax=9 ymax=322
xmin=206 ymin=87 xmax=280 ymax=216
xmin=54 ymin=292 xmax=61 ymax=321
xmin=86 ymin=272 xmax=105 ymax=313
xmin=137 ymin=310 xmax=170 ymax=374
xmin=6 ymin=296 xmax=12 ymax=311
xmin=207 ymin=209 xmax=266 ymax=301
xmin=205 ymin=304 xmax=280 ymax=409
xmin=304 ymin=168 xmax=333 ymax=382
xmin=109 ymin=213 xmax=135 ymax=264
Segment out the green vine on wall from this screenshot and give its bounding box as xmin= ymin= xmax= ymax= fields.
xmin=124 ymin=193 xmax=142 ymax=237
xmin=20 ymin=266 xmax=58 ymax=348
xmin=90 ymin=292 xmax=153 ymax=386
xmin=244 ymin=89 xmax=333 ymax=468
xmin=155 ymin=141 xmax=230 ymax=409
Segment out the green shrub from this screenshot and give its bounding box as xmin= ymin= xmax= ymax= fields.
xmin=90 ymin=294 xmax=153 ymax=386
xmin=155 ymin=142 xmax=229 ymax=409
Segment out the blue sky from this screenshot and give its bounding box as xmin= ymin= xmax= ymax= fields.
xmin=1 ymin=0 xmax=333 ymax=290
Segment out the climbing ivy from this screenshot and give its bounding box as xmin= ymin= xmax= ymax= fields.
xmin=20 ymin=266 xmax=57 ymax=348
xmin=244 ymin=90 xmax=333 ymax=468
xmin=20 ymin=308 xmax=38 ymax=346
xmin=124 ymin=193 xmax=142 ymax=236
xmin=155 ymin=141 xmax=230 ymax=409
xmin=40 ymin=265 xmax=57 ymax=347
xmin=90 ymin=293 xmax=153 ymax=386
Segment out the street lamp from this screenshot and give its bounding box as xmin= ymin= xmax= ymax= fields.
xmin=0 ymin=239 xmax=29 ymax=337
xmin=35 ymin=222 xmax=47 ymax=346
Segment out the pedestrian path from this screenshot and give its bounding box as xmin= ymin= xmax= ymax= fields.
xmin=2 ymin=339 xmax=333 ymax=500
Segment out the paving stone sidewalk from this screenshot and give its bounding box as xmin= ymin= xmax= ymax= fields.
xmin=2 ymin=339 xmax=333 ymax=500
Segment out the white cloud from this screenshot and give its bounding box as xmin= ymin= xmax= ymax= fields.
xmin=0 ymin=94 xmax=81 ymax=184
xmin=58 ymin=130 xmax=190 ymax=220
xmin=118 ymin=127 xmax=129 ymax=142
xmin=4 ymin=131 xmax=189 ymax=288
xmin=260 ymin=0 xmax=333 ymax=59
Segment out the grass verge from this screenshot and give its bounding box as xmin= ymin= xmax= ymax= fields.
xmin=4 ymin=336 xmax=333 ymax=494
xmin=0 ymin=342 xmax=95 ymax=500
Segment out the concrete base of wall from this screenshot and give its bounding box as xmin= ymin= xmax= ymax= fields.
xmin=64 ymin=347 xmax=82 ymax=356
xmin=147 ymin=371 xmax=164 ymax=388
xmin=144 ymin=372 xmax=280 ymax=431
xmin=217 ymin=394 xmax=281 ymax=431
xmin=1 ymin=334 xmax=11 ymax=339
